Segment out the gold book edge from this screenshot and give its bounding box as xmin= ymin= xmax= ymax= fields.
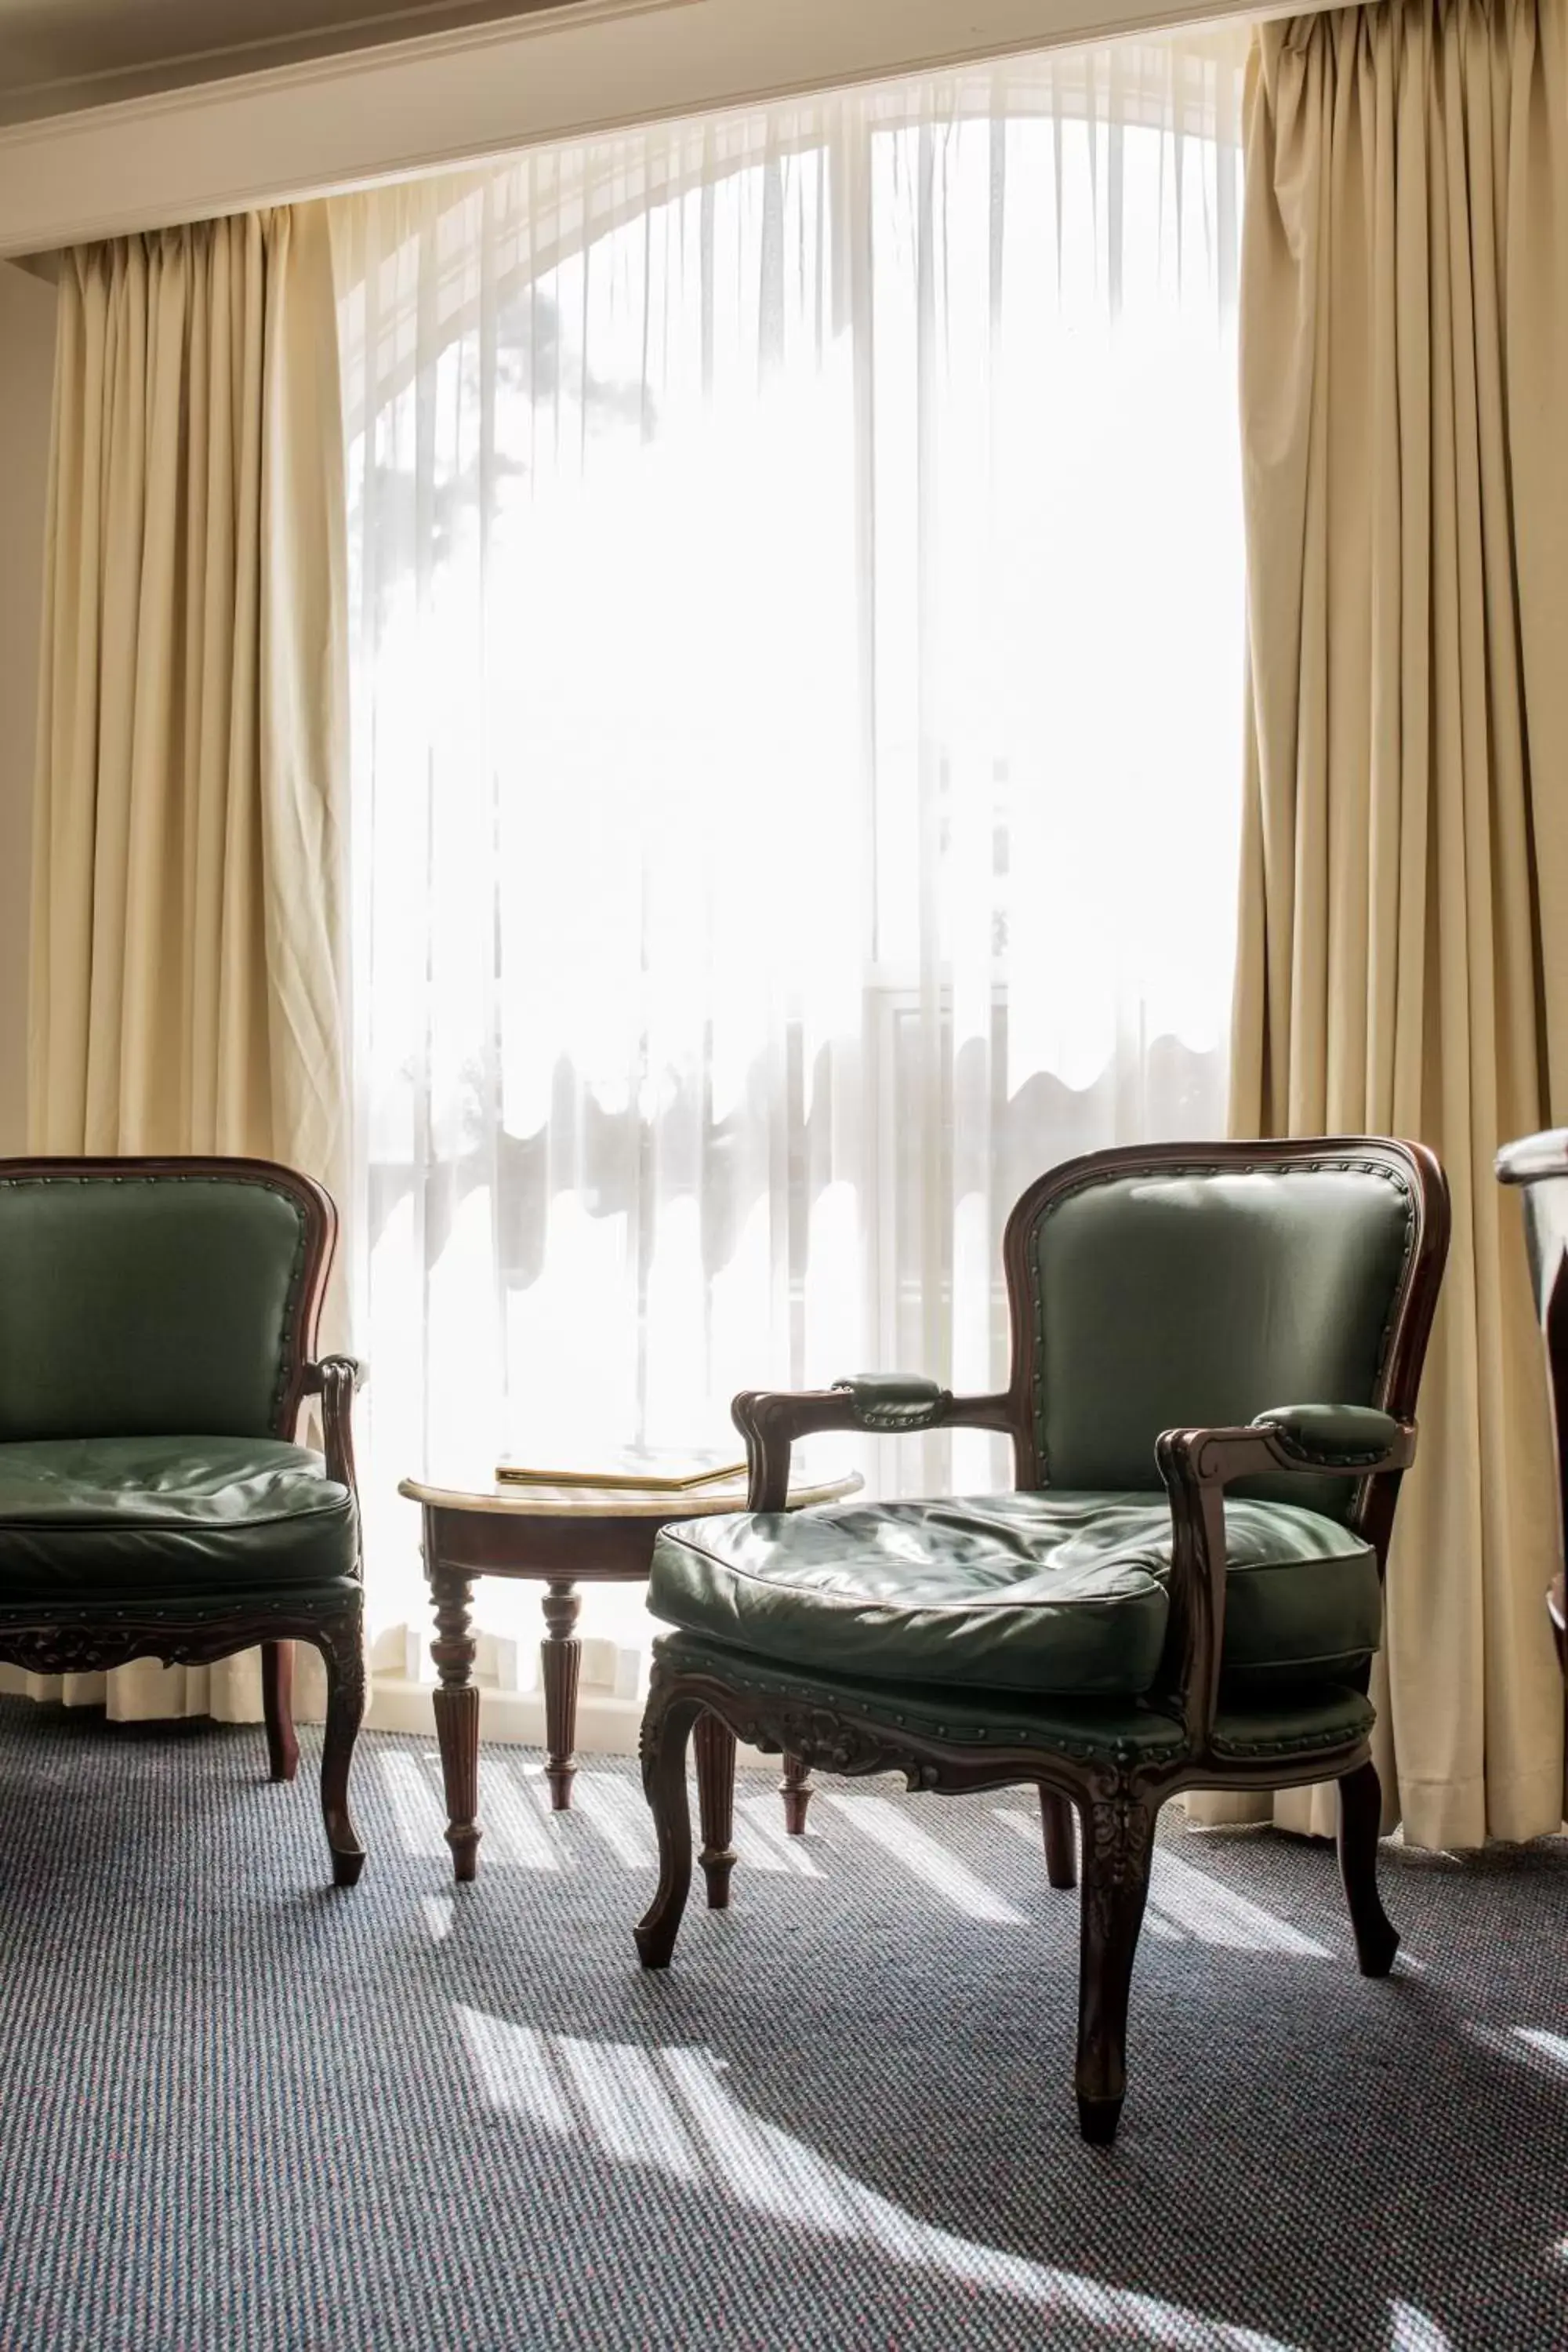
xmin=493 ymin=1457 xmax=750 ymax=1494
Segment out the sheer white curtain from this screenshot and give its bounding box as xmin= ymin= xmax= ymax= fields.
xmin=332 ymin=31 xmax=1247 ymax=1686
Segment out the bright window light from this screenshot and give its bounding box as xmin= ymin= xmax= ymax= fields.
xmin=338 ymin=40 xmax=1247 ymax=1668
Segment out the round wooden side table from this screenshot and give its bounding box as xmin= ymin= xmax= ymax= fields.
xmin=397 ymin=1465 xmax=859 ymax=1881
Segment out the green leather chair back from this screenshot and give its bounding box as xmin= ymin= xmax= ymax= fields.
xmin=0 ymin=1165 xmax=326 ymax=1442
xmin=1014 ymin=1155 xmax=1420 ymax=1518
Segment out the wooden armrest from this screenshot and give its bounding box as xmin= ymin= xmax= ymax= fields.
xmin=301 ymin=1356 xmax=365 ymax=1490
xmin=303 ymin=1355 xmax=368 ymax=1395
xmin=1152 ymin=1409 xmax=1417 ymax=1748
xmin=731 ymin=1380 xmax=1014 ymax=1511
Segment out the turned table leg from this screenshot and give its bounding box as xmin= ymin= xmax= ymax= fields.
xmin=541 ymin=1580 xmax=582 ymax=1812
xmin=430 ymin=1565 xmax=482 ymax=1882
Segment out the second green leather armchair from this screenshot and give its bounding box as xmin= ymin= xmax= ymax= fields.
xmin=633 ymin=1137 xmax=1450 ymax=2143
xmin=0 ymin=1157 xmax=368 ymax=1887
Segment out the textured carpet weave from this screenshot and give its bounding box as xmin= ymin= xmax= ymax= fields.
xmin=0 ymin=1700 xmax=1563 ymax=2352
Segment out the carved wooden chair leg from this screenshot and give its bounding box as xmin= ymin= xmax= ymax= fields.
xmin=1338 ymin=1758 xmax=1399 ymax=1976
xmin=1039 ymin=1788 xmax=1076 ymax=1889
xmin=317 ymin=1613 xmax=367 ymax=1889
xmin=634 ymin=1690 xmax=703 ymax=1969
xmin=1074 ymin=1784 xmax=1157 ymax=2144
xmin=779 ymin=1751 xmax=814 ymax=1835
xmin=261 ymin=1639 xmax=299 ymax=1783
xmin=695 ymin=1712 xmax=738 ymax=1910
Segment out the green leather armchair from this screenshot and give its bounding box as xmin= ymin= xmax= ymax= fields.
xmin=633 ymin=1138 xmax=1450 ymax=2142
xmin=0 ymin=1157 xmax=367 ymax=1886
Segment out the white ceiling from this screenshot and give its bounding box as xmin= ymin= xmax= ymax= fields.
xmin=0 ymin=0 xmax=567 ymax=124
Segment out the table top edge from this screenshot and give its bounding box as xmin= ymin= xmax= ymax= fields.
xmin=397 ymin=1470 xmax=862 ymax=1517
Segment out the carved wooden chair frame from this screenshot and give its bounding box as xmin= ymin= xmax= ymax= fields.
xmin=633 ymin=1137 xmax=1450 ymax=2140
xmin=0 ymin=1156 xmax=368 ymax=1886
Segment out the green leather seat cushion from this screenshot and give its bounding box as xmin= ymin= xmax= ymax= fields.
xmin=648 ymin=1490 xmax=1381 ymax=1699
xmin=0 ymin=1437 xmax=358 ymax=1597
xmin=654 ymin=1632 xmax=1376 ymax=1766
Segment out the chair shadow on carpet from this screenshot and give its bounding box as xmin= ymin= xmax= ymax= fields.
xmin=0 ymin=1707 xmax=1564 ymax=2352
xmin=406 ymin=1750 xmax=1568 ymax=2352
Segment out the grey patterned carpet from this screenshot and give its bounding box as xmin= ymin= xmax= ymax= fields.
xmin=0 ymin=1700 xmax=1564 ymax=2351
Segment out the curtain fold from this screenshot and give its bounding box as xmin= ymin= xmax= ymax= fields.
xmin=1228 ymin=0 xmax=1568 ymax=1846
xmin=20 ymin=204 xmax=349 ymax=1725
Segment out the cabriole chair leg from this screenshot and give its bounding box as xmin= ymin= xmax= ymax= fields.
xmin=635 ymin=1693 xmax=703 ymax=1968
xmin=1338 ymin=1758 xmax=1399 ymax=1976
xmin=1039 ymin=1788 xmax=1077 ymax=1889
xmin=317 ymin=1617 xmax=367 ymax=1888
xmin=1074 ymin=1787 xmax=1157 ymax=2144
xmin=262 ymin=1640 xmax=299 ymax=1783
xmin=779 ymin=1749 xmax=813 ymax=1835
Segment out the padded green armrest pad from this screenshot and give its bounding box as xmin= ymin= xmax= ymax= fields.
xmin=1252 ymin=1404 xmax=1400 ymax=1466
xmin=833 ymin=1374 xmax=953 ymax=1431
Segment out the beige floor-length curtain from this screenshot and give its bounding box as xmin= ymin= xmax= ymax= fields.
xmin=21 ymin=204 xmax=349 ymax=1726
xmin=1227 ymin=0 xmax=1568 ymax=1847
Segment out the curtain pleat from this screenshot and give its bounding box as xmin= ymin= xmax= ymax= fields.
xmin=1227 ymin=0 xmax=1568 ymax=1846
xmin=22 ymin=205 xmax=349 ymax=1724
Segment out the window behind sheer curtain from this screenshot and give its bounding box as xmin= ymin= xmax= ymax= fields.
xmin=334 ymin=33 xmax=1247 ymax=1682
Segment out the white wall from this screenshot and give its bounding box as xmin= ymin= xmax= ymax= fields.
xmin=0 ymin=257 xmax=55 ymax=1152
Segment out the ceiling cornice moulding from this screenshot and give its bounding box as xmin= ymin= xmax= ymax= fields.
xmin=0 ymin=0 xmax=1263 ymax=260
xmin=0 ymin=0 xmax=678 ymax=140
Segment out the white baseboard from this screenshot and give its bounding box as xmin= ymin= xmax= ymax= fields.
xmin=365 ymin=1675 xmax=783 ymax=1773
xmin=365 ymin=1674 xmax=643 ymax=1755
xmin=0 ymin=1657 xmax=782 ymax=1772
